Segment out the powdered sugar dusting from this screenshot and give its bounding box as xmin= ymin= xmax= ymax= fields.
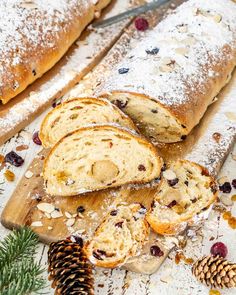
xmin=0 ymin=0 xmax=93 ymax=93
xmin=99 ymin=0 xmax=236 ymax=107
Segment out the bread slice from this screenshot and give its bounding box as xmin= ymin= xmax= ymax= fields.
xmin=146 ymin=160 xmax=218 ymax=235
xmin=43 ymin=125 xmax=163 ymax=196
xmin=39 ymin=97 xmax=137 ymax=148
xmin=85 ymin=203 xmax=149 ymax=268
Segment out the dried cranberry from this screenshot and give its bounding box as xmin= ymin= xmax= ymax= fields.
xmin=32 ymin=131 xmax=42 ymax=145
xmin=4 ymin=151 xmax=24 ymax=167
xmin=77 ymin=206 xmax=85 ymax=213
xmin=135 ymin=17 xmax=149 ymax=31
xmin=167 ymin=178 xmax=179 ymax=187
xmin=138 ymin=164 xmax=146 ymax=171
xmin=167 ymin=200 xmax=177 ymax=208
xmin=232 ymin=179 xmax=236 ymax=189
xmin=151 ymin=109 xmax=158 ymax=113
xmin=115 ymin=221 xmax=123 ymax=228
xmin=118 ymin=68 xmax=129 ymax=74
xmin=219 ymin=182 xmax=232 ymax=194
xmin=150 ymin=245 xmax=164 ymax=257
xmin=110 ymin=210 xmax=118 ymax=216
xmin=146 ymin=47 xmax=159 ymax=55
xmin=210 ymin=242 xmax=228 ymax=258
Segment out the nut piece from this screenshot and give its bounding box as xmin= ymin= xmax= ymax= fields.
xmin=25 ymin=170 xmax=33 ymax=179
xmin=37 ymin=202 xmax=55 ymax=214
xmin=175 ymin=47 xmax=189 ymax=55
xmin=31 ymin=221 xmax=43 ymax=227
xmin=66 ymin=218 xmax=75 ymax=227
xmin=91 ymin=160 xmax=119 ymax=183
xmin=213 ymin=14 xmax=222 ymax=23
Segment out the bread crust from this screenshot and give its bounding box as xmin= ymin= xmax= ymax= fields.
xmin=84 ymin=203 xmax=150 ymax=268
xmin=0 ymin=0 xmax=111 ymax=104
xmin=39 ymin=97 xmax=138 ymax=148
xmin=146 ymin=160 xmax=218 ymax=235
xmin=43 ymin=125 xmax=163 ymax=196
xmin=97 ymin=0 xmax=236 ymax=142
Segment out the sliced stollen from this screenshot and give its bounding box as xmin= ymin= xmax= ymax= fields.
xmin=146 ymin=160 xmax=218 ymax=235
xmin=39 ymin=97 xmax=137 ymax=148
xmin=97 ymin=0 xmax=236 ymax=143
xmin=43 ymin=125 xmax=163 ymax=196
xmin=85 ymin=203 xmax=149 ymax=268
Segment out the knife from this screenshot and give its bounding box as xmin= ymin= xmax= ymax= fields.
xmin=92 ymin=0 xmax=171 ymax=29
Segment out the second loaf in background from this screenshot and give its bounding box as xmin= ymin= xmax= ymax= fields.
xmin=97 ymin=0 xmax=236 ymax=143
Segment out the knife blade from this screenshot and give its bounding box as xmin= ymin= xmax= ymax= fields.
xmin=92 ymin=0 xmax=171 ymax=29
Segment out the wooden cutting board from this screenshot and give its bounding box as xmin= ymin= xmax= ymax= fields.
xmin=0 ymin=0 xmax=139 ymax=146
xmin=1 ymin=0 xmax=236 ymax=275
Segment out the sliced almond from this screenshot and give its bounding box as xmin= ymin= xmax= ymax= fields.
xmin=175 ymin=47 xmax=189 ymax=55
xmin=212 ymin=14 xmax=222 ymax=23
xmin=37 ymin=202 xmax=55 ymax=214
xmin=65 ymin=211 xmax=72 ymax=219
xmin=51 ymin=210 xmax=63 ymax=219
xmin=31 ymin=221 xmax=43 ymax=227
xmin=20 ymin=2 xmax=38 ymax=9
xmin=163 ymin=169 xmax=177 ymax=180
xmin=177 ymin=25 xmax=188 ymax=33
xmin=25 ymin=170 xmax=33 ymax=179
xmin=44 ymin=212 xmax=51 ymax=219
xmin=159 ymin=65 xmax=172 ymax=73
xmin=225 ymin=112 xmax=236 ymax=122
xmin=183 ymin=37 xmax=197 ymax=46
xmin=66 ymin=218 xmax=75 ymax=227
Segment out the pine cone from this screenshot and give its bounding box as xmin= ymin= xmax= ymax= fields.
xmin=192 ymin=255 xmax=236 ymax=289
xmin=48 ymin=238 xmax=94 ymax=295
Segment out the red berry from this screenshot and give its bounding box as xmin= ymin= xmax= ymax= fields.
xmin=210 ymin=242 xmax=228 ymax=258
xmin=32 ymin=131 xmax=42 ymax=145
xmin=135 ymin=17 xmax=149 ymax=31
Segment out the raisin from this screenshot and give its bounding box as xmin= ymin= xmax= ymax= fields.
xmin=32 ymin=69 xmax=37 ymax=76
xmin=167 ymin=200 xmax=177 ymax=208
xmin=118 ymin=68 xmax=129 ymax=74
xmin=115 ymin=221 xmax=123 ymax=228
xmin=150 ymin=245 xmax=164 ymax=257
xmin=161 ymin=164 xmax=167 ymax=172
xmin=113 ymin=99 xmax=128 ymax=109
xmin=191 ymin=198 xmax=197 ymax=203
xmin=5 ymin=151 xmax=24 ymax=167
xmin=138 ymin=164 xmax=146 ymax=171
xmin=110 ymin=210 xmax=118 ymax=216
xmin=219 ymin=182 xmax=232 ymax=194
xmin=146 ymin=47 xmax=159 ymax=55
xmin=32 ymin=131 xmax=42 ymax=145
xmin=151 ymin=109 xmax=158 ymax=113
xmin=167 ymin=178 xmax=179 ymax=187
xmin=93 ymin=250 xmax=105 ymax=260
xmin=181 ymin=135 xmax=187 ymax=140
xmin=184 ymin=181 xmax=189 ymax=186
xmin=77 ymin=206 xmax=85 ymax=213
xmin=232 ymin=179 xmax=236 ymax=189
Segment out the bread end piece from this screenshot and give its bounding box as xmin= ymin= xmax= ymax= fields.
xmin=146 ymin=160 xmax=218 ymax=235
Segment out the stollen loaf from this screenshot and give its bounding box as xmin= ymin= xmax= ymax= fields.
xmin=146 ymin=160 xmax=218 ymax=235
xmin=43 ymin=125 xmax=163 ymax=196
xmin=85 ymin=203 xmax=149 ymax=268
xmin=0 ymin=0 xmax=111 ymax=104
xmin=39 ymin=97 xmax=137 ymax=148
xmin=97 ymin=0 xmax=236 ymax=143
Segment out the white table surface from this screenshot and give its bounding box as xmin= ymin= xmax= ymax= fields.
xmin=0 ymin=108 xmax=235 ymax=295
